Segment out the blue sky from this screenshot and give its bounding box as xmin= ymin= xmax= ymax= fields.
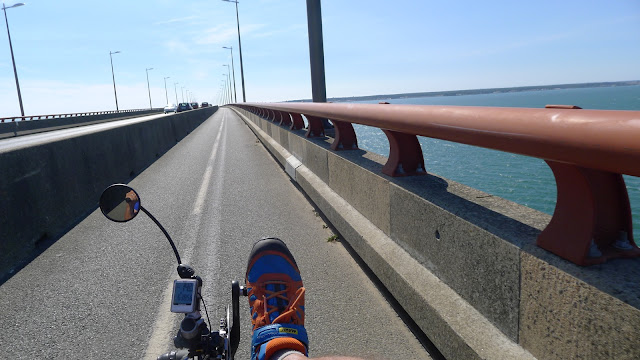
xmin=0 ymin=0 xmax=638 ymax=116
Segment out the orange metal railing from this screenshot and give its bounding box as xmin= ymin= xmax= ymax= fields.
xmin=232 ymin=102 xmax=640 ymax=266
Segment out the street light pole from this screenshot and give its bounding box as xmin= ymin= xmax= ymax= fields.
xmin=223 ymin=46 xmax=237 ymax=103
xmin=223 ymin=65 xmax=232 ymax=104
xmin=181 ymin=86 xmax=185 ymax=103
xmin=174 ymin=82 xmax=179 ymax=104
xmin=221 ymin=80 xmax=227 ymax=104
xmin=223 ymin=72 xmax=231 ymax=104
xmin=145 ymin=67 xmax=154 ymax=110
xmin=3 ymin=2 xmax=25 ymax=116
xmin=109 ymin=50 xmax=121 ymax=111
xmin=306 ymin=0 xmax=333 ymax=129
xmin=306 ymin=0 xmax=327 ymax=104
xmin=222 ymin=0 xmax=246 ymax=102
xmin=164 ymin=76 xmax=170 ymax=104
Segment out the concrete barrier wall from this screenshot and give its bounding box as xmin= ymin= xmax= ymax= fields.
xmin=231 ymin=106 xmax=640 ymax=360
xmin=0 ymin=107 xmax=217 ymax=279
xmin=0 ymin=109 xmax=163 ymax=139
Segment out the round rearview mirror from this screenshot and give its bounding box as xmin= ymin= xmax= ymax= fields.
xmin=99 ymin=184 xmax=141 ymax=222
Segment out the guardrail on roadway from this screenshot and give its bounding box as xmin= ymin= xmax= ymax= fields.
xmin=0 ymin=108 xmax=164 ymax=139
xmin=234 ymin=102 xmax=640 ymax=267
xmin=0 ymin=108 xmax=163 ymax=123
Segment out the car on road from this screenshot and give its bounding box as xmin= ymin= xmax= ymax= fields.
xmin=190 ymin=102 xmax=199 ymax=109
xmin=163 ymin=104 xmax=177 ymax=113
xmin=201 ymin=102 xmax=210 ymax=108
xmin=176 ymin=103 xmax=193 ymax=112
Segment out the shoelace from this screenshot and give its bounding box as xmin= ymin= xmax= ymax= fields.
xmin=254 ymin=281 xmax=305 ymax=328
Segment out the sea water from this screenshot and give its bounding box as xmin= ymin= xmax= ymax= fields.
xmin=347 ymin=85 xmax=640 ymax=237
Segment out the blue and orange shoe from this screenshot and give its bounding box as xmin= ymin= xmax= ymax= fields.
xmin=246 ymin=237 xmax=308 ymax=360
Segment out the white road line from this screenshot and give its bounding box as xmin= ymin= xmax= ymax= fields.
xmin=193 ymin=118 xmax=226 ymax=215
xmin=142 ymin=281 xmax=177 ymax=360
xmin=142 ymin=114 xmax=226 ymax=359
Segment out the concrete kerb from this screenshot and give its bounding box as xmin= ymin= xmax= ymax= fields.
xmin=229 ymin=106 xmax=535 ymax=359
xmin=0 ymin=107 xmax=218 ymax=280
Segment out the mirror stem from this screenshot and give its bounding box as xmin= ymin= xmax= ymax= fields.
xmin=140 ymin=206 xmax=182 ymax=265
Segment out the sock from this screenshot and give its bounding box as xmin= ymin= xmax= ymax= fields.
xmin=271 ymin=349 xmax=305 ymax=360
xmin=259 ymin=337 xmax=306 ymax=360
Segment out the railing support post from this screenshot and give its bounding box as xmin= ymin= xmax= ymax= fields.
xmin=381 ymin=130 xmax=426 ymax=177
xmin=290 ymin=113 xmax=305 ymax=130
xmin=305 ymin=115 xmax=325 ymax=137
xmin=277 ymin=111 xmax=292 ymax=127
xmin=330 ymin=120 xmax=358 ymax=150
xmin=537 ymin=161 xmax=639 ymax=265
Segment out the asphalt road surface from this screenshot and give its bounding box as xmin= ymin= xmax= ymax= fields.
xmin=0 ymin=108 xmax=431 ymax=359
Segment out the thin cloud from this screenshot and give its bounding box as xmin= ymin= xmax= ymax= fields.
xmin=466 ymin=31 xmax=575 ymax=58
xmin=154 ymin=16 xmax=201 ymax=25
xmin=463 ymin=14 xmax=640 ymax=59
xmin=196 ymin=24 xmax=265 ymax=45
xmin=252 ymin=24 xmax=306 ymax=39
xmin=163 ymin=39 xmax=192 ymax=53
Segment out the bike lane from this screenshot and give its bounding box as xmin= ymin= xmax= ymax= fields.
xmin=0 ymin=108 xmax=431 ymax=359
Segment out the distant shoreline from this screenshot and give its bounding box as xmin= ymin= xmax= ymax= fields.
xmin=288 ymin=80 xmax=640 ymax=103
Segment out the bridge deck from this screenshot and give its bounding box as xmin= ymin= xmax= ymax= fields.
xmin=0 ymin=108 xmax=431 ymax=359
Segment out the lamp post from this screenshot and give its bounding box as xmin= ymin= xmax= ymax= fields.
xmin=181 ymin=86 xmax=185 ymax=103
xmin=306 ymin=0 xmax=332 ymax=129
xmin=218 ymin=84 xmax=224 ymax=105
xmin=220 ymin=80 xmax=227 ymax=104
xmin=109 ymin=50 xmax=121 ymax=111
xmin=174 ymin=82 xmax=179 ymax=104
xmin=223 ymin=73 xmax=231 ymax=104
xmin=223 ymin=66 xmax=232 ymax=104
xmin=306 ymin=0 xmax=327 ymax=104
xmin=3 ymin=2 xmax=25 ymax=116
xmin=223 ymin=46 xmax=237 ymax=103
xmin=163 ymin=76 xmax=170 ymax=104
xmin=222 ymin=0 xmax=246 ymax=102
xmin=145 ymin=67 xmax=154 ymax=110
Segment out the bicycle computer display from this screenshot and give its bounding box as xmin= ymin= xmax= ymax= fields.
xmin=171 ymin=279 xmax=198 ymax=313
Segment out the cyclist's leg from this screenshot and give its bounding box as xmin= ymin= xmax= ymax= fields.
xmin=246 ymin=238 xmax=367 ymax=360
xmin=278 ymin=353 xmax=365 ymax=360
xmin=246 ymin=238 xmax=308 ymax=360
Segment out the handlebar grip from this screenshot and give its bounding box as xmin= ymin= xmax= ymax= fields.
xmin=157 ymin=349 xmax=190 ymax=360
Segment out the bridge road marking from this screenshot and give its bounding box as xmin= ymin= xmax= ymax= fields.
xmin=143 ymin=113 xmax=227 ymax=359
xmin=193 ymin=116 xmax=226 ymax=215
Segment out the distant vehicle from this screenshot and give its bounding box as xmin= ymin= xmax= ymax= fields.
xmin=163 ymin=104 xmax=177 ymax=113
xmin=201 ymin=102 xmax=210 ymax=108
xmin=190 ymin=102 xmax=199 ymax=109
xmin=176 ymin=103 xmax=193 ymax=112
